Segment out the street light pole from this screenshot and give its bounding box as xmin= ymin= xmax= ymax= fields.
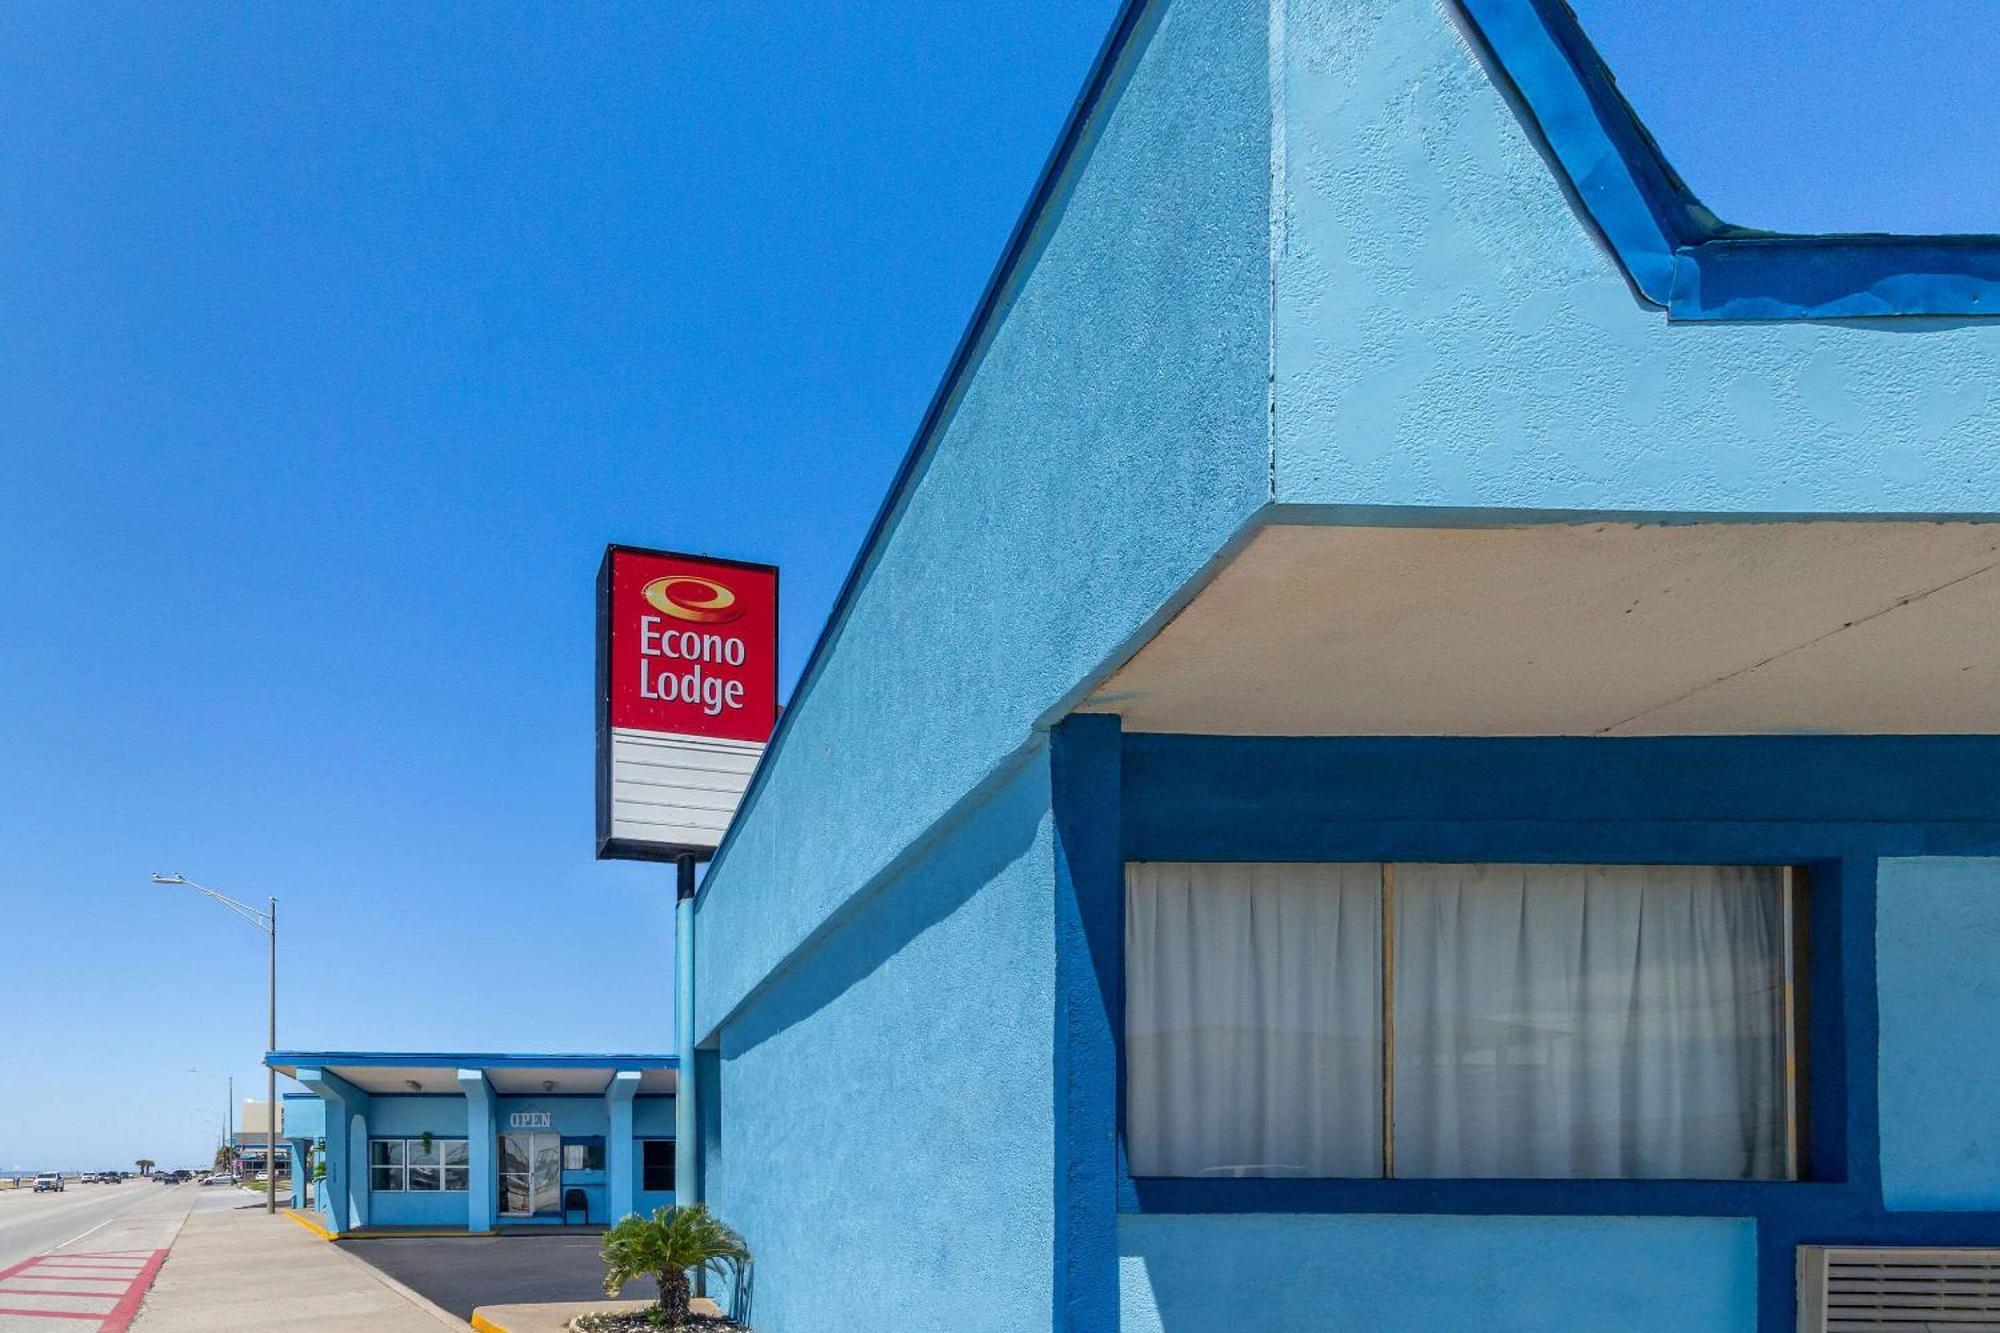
xmin=154 ymin=874 xmax=280 ymax=1214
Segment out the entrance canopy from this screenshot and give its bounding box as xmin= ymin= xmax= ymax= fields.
xmin=1081 ymin=519 xmax=2000 ymax=736
xmin=266 ymin=1051 xmax=678 ymax=1096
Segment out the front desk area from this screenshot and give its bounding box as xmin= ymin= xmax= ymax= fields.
xmin=267 ymin=1051 xmax=677 ymax=1237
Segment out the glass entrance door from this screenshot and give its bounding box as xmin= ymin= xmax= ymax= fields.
xmin=498 ymin=1134 xmax=561 ymax=1218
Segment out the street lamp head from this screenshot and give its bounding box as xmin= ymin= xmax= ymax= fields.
xmin=151 ymin=873 xmax=186 ymax=885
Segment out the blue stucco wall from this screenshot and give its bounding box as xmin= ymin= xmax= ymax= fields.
xmin=1118 ymin=1214 xmax=1756 ymax=1332
xmin=366 ymin=1096 xmax=470 ymax=1139
xmin=361 ymin=1096 xmax=476 ymax=1228
xmin=709 ymin=757 xmax=1057 ymax=1333
xmin=694 ymin=0 xmax=1274 ymax=1038
xmin=281 ymin=1093 xmax=324 ymax=1140
xmin=1273 ymin=0 xmax=2000 ymax=515
xmin=1879 ymin=857 xmax=2000 ymax=1210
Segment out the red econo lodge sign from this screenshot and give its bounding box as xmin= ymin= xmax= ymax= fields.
xmin=597 ymin=545 xmax=779 ymax=860
xmin=604 ymin=547 xmax=778 ymax=743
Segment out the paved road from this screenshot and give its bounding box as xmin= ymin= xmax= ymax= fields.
xmin=0 ymin=1183 xmax=221 ymax=1331
xmin=0 ymin=1184 xmax=192 ymax=1276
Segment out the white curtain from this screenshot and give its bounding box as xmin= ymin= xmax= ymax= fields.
xmin=1391 ymin=863 xmax=1787 ymax=1180
xmin=1125 ymin=862 xmax=1382 ymax=1178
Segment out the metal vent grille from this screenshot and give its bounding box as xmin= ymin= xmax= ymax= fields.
xmin=1799 ymin=1246 xmax=2000 ymax=1332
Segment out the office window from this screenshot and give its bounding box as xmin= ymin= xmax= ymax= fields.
xmin=406 ymin=1138 xmax=442 ymax=1191
xmin=642 ymin=1139 xmax=675 ymax=1193
xmin=563 ymin=1139 xmax=605 ymax=1171
xmin=442 ymin=1138 xmax=470 ymax=1192
xmin=369 ymin=1139 xmax=405 ymax=1192
xmin=368 ymin=1138 xmax=468 ymax=1192
xmin=1126 ymin=862 xmax=1797 ymax=1181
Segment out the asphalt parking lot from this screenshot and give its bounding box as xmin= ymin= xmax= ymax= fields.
xmin=342 ymin=1233 xmax=651 ymax=1319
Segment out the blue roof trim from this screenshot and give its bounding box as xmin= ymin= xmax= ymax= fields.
xmin=1674 ymin=238 xmax=2000 ymax=321
xmin=266 ymin=1050 xmax=677 ymax=1070
xmin=1456 ymin=0 xmax=2000 ymax=321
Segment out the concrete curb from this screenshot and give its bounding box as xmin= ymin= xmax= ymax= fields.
xmin=469 ymin=1297 xmax=724 ymax=1333
xmin=283 ymin=1207 xmax=334 ymax=1241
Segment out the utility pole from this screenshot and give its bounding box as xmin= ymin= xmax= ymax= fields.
xmin=155 ymin=874 xmax=281 ymax=1213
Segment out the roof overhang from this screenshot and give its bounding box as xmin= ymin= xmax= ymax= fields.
xmin=1080 ymin=518 xmax=2000 ymax=736
xmin=266 ymin=1051 xmax=678 ymax=1097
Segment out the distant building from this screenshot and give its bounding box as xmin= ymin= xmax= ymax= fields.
xmin=676 ymin=0 xmax=2000 ymax=1330
xmin=230 ymin=1100 xmax=285 ymax=1175
xmin=266 ymin=1052 xmax=676 ymax=1236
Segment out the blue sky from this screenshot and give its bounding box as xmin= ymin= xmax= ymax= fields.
xmin=1 ymin=1 xmax=1992 ymax=1168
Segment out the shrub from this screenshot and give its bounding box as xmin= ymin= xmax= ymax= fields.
xmin=601 ymin=1204 xmax=748 ymax=1327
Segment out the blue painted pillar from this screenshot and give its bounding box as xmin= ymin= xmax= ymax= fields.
xmin=676 ymin=890 xmax=698 ymax=1209
xmin=606 ymin=1070 xmax=642 ymax=1223
xmin=287 ymin=1139 xmax=309 ymax=1209
xmin=458 ymin=1069 xmax=496 ymax=1233
xmin=1051 ymin=714 xmax=1122 ymax=1333
xmin=296 ymin=1067 xmax=371 ymax=1237
xmin=346 ymin=1103 xmax=369 ymax=1229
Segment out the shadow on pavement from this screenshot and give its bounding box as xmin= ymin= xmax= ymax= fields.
xmin=343 ymin=1234 xmax=650 ymax=1320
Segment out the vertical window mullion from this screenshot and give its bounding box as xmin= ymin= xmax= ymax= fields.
xmin=1792 ymin=868 xmax=1808 ymax=1176
xmin=1381 ymin=862 xmax=1396 ymax=1180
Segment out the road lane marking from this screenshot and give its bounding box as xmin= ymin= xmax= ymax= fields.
xmin=0 ymin=1249 xmax=167 ymax=1332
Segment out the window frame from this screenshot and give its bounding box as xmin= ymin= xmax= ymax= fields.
xmin=1123 ymin=860 xmax=1809 ymax=1185
xmin=367 ymin=1137 xmax=470 ymax=1193
xmin=640 ymin=1138 xmax=676 ymax=1194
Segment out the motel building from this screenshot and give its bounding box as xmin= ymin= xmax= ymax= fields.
xmin=266 ymin=1053 xmax=678 ymax=1235
xmin=664 ymin=0 xmax=2000 ymax=1331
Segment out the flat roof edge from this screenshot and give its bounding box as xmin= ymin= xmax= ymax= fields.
xmin=266 ymin=1051 xmax=678 ymax=1070
xmin=1457 ymin=0 xmax=2000 ymax=321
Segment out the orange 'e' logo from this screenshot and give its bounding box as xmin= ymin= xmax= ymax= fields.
xmin=641 ymin=575 xmax=743 ymax=624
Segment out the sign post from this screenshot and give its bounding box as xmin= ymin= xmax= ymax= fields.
xmin=596 ymin=544 xmax=778 ymax=1232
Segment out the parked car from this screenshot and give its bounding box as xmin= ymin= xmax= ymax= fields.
xmin=199 ymin=1173 xmax=235 ymax=1186
xmin=33 ymin=1173 xmax=63 ymax=1193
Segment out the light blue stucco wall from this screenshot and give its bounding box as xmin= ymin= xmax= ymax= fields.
xmin=355 ymin=1095 xmax=477 ymax=1228
xmin=694 ymin=0 xmax=1274 ymax=1039
xmin=1118 ymin=1214 xmax=1756 ymax=1333
xmin=710 ymin=757 xmax=1057 ymax=1333
xmin=1879 ymin=857 xmax=2000 ymax=1210
xmin=1273 ymin=0 xmax=2000 ymax=515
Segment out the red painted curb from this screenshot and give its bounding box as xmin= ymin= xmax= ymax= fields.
xmin=100 ymin=1248 xmax=170 ymax=1332
xmin=0 ymin=1247 xmax=170 ymax=1329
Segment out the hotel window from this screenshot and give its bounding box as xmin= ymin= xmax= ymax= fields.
xmin=642 ymin=1140 xmax=676 ymax=1193
xmin=368 ymin=1139 xmax=404 ymax=1192
xmin=1124 ymin=862 xmax=1800 ymax=1181
xmin=368 ymin=1138 xmax=470 ymax=1191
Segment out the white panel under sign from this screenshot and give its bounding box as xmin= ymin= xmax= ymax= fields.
xmin=608 ymin=730 xmax=764 ymax=852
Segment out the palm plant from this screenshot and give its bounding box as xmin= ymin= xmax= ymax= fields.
xmin=601 ymin=1204 xmax=747 ymax=1326
xmin=135 ymin=1158 xmax=154 ymax=1177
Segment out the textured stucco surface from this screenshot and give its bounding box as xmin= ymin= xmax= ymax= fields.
xmin=1878 ymin=857 xmax=2000 ymax=1210
xmin=1118 ymin=1213 xmax=1756 ymax=1332
xmin=694 ymin=0 xmax=1273 ymax=1038
xmin=1274 ymin=0 xmax=2000 ymax=513
xmin=709 ymin=757 xmax=1056 ymax=1333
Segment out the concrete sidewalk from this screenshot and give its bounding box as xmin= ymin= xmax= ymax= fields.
xmin=132 ymin=1203 xmax=464 ymax=1331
